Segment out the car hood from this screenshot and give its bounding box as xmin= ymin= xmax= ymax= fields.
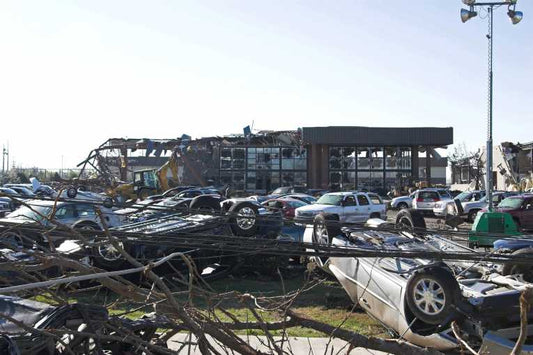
xmin=493 ymin=207 xmax=517 ymax=213
xmin=463 ymin=201 xmax=486 ymax=208
xmin=391 ymin=196 xmax=411 ymax=203
xmin=296 ymin=204 xmax=337 ymax=213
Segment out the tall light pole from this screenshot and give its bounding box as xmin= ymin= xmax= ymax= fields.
xmin=460 ymin=0 xmax=523 ymax=211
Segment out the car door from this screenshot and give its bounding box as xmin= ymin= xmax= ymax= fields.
xmin=522 ymin=197 xmax=533 ymax=230
xmin=76 ymin=203 xmax=103 ymax=226
xmin=356 ymin=194 xmax=372 ymax=222
xmin=341 ymin=195 xmax=359 ymax=223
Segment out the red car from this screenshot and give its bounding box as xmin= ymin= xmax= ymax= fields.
xmin=492 ymin=194 xmax=533 ymax=230
xmin=262 ymin=198 xmax=308 ymax=219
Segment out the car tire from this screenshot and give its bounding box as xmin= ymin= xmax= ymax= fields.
xmin=312 ymin=214 xmax=341 ymax=267
xmin=468 ymin=209 xmax=480 ymax=223
xmin=189 ymin=195 xmax=221 ymax=214
xmin=92 ymin=237 xmax=130 ymax=270
xmin=102 ymin=197 xmax=114 ymax=209
xmin=228 ymin=201 xmax=259 ymax=237
xmin=395 ymin=209 xmax=426 ymax=234
xmin=0 ymin=232 xmax=25 ymax=250
xmin=405 ymin=268 xmax=459 ymax=325
xmin=369 ymin=212 xmax=381 ymax=219
xmin=502 ymin=248 xmax=533 ymax=282
xmin=73 ymin=222 xmax=101 ymax=231
xmin=397 ymin=202 xmax=408 ymax=210
xmin=66 ymin=186 xmax=78 ymax=199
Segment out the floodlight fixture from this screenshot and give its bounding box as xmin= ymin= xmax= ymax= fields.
xmin=462 ymin=0 xmax=476 ymax=5
xmin=461 ymin=8 xmax=478 ymax=22
xmin=508 ymin=9 xmax=523 ymax=24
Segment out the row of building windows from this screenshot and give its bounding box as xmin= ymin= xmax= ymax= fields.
xmin=329 ymin=147 xmax=413 ymax=192
xmin=329 ymin=147 xmax=412 ymax=171
xmin=219 ymin=147 xmax=307 ymax=192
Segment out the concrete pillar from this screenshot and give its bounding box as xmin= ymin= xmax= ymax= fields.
xmin=411 ymin=146 xmax=419 ymax=182
xmin=320 ymin=145 xmax=329 ymax=189
xmin=308 ymin=144 xmax=317 ymax=188
xmin=426 ymin=146 xmax=432 ymax=187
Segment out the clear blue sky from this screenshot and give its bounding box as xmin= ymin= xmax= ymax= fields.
xmin=0 ymin=1 xmax=531 ymax=169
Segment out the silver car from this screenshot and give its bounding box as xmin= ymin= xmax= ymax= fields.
xmin=305 ymin=212 xmax=533 ymax=352
xmin=411 ymin=188 xmax=452 ymax=212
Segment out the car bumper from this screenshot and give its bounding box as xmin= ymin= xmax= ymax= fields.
xmin=433 ymin=208 xmax=447 ymax=217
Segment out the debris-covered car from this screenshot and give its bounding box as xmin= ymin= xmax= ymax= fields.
xmin=304 ymin=209 xmax=533 ymax=352
xmin=69 ymin=198 xmax=284 ymax=274
xmin=0 ymin=200 xmax=123 ymax=247
xmin=0 ymin=295 xmax=170 ymax=354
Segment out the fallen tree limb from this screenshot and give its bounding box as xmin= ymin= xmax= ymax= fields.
xmin=286 ymin=309 xmax=444 ymax=355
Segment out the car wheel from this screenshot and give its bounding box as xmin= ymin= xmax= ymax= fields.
xmin=397 ymin=202 xmax=408 ymax=210
xmin=406 ymin=268 xmax=459 ymax=325
xmin=228 ymin=201 xmax=259 ymax=237
xmin=312 ymin=214 xmax=341 ymax=267
xmin=0 ymin=232 xmax=24 ymax=250
xmin=66 ymin=186 xmax=78 ymax=199
xmin=92 ymin=237 xmax=129 ymax=270
xmin=73 ymin=222 xmax=100 ymax=231
xmin=189 ymin=195 xmax=221 ymax=214
xmin=102 ymin=197 xmax=113 ymax=209
xmin=468 ymin=209 xmax=480 ymax=223
xmin=395 ymin=209 xmax=426 ymax=234
xmin=502 ymin=248 xmax=533 ymax=282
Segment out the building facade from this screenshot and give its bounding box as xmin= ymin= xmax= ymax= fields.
xmin=88 ymin=126 xmax=453 ymax=194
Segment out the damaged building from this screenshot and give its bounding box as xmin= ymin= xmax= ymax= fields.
xmin=79 ymin=126 xmax=453 ymax=194
xmin=451 ymin=141 xmax=533 ymax=191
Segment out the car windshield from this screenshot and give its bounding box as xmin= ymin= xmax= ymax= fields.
xmin=455 ymin=192 xmax=472 ymax=202
xmin=272 ymin=187 xmax=287 ymax=194
xmin=299 ymin=196 xmax=316 ymax=204
xmin=7 ymin=204 xmax=52 ymax=222
xmin=286 ymin=200 xmax=307 ymax=208
xmin=316 ymin=194 xmax=343 ymax=206
xmin=498 ymin=198 xmax=523 ymax=209
xmin=437 ymin=189 xmax=451 ymax=198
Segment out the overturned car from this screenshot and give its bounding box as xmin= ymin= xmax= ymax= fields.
xmin=304 ymin=209 xmax=533 ymax=353
xmin=0 ymin=295 xmax=169 ymax=354
xmin=65 ymin=197 xmax=284 ymax=275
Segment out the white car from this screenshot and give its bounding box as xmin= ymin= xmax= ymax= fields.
xmin=433 ymin=190 xmax=485 ymax=218
xmin=434 ymin=191 xmax=517 ymax=222
xmin=294 ymin=191 xmax=386 ymax=224
xmin=411 ymin=188 xmax=452 ymax=213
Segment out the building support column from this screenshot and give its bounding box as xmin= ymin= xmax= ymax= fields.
xmin=426 ymin=146 xmax=432 ymax=187
xmin=319 ymin=145 xmax=328 ymax=189
xmin=411 ymin=146 xmax=419 ymax=186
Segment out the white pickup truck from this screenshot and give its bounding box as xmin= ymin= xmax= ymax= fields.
xmin=294 ymin=191 xmax=386 ymax=224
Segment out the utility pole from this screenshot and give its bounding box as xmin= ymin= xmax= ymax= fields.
xmin=460 ymin=0 xmax=523 ymax=211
